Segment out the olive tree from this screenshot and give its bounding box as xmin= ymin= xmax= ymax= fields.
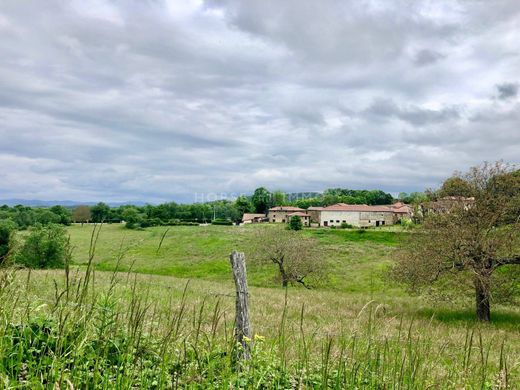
xmin=251 ymin=227 xmax=323 ymax=288
xmin=392 ymin=162 xmax=520 ymax=322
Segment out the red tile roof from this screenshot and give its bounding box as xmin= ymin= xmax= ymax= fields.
xmin=242 ymin=213 xmax=266 ymax=222
xmin=268 ymin=206 xmax=305 ymax=211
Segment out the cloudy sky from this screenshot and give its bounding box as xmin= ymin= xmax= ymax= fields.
xmin=0 ymin=0 xmax=519 ymax=203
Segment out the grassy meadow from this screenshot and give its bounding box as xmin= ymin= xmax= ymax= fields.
xmin=1 ymin=223 xmax=519 ymax=388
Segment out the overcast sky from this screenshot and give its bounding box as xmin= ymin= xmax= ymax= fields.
xmin=0 ymin=0 xmax=519 ymax=203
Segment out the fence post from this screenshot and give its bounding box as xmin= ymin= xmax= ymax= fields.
xmin=229 ymin=250 xmax=252 ymax=360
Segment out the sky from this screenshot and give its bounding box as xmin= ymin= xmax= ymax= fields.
xmin=0 ymin=0 xmax=519 ymax=203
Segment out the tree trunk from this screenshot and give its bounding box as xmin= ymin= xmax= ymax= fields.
xmin=229 ymin=251 xmax=252 ymax=360
xmin=277 ymin=262 xmax=288 ymax=287
xmin=475 ymin=275 xmax=491 ymax=322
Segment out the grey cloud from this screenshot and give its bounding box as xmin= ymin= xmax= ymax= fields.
xmin=0 ymin=0 xmax=519 ymax=202
xmin=496 ymin=82 xmax=518 ymax=100
xmin=413 ymin=49 xmax=445 ymax=67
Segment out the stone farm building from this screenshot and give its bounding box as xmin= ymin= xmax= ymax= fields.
xmin=242 ymin=213 xmax=268 ymax=224
xmin=259 ymin=203 xmax=412 ymax=228
xmin=268 ymin=206 xmax=306 ymax=223
xmin=317 ymin=203 xmax=395 ymax=227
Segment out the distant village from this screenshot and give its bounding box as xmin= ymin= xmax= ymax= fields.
xmin=242 ymin=196 xmax=475 ymax=228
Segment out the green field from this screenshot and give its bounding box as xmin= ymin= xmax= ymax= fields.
xmin=2 ymin=223 xmax=519 ymax=388
xmin=67 ymin=223 xmax=404 ymax=294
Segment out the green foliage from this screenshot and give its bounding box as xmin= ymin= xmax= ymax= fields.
xmin=0 ymin=219 xmax=16 ymax=265
xmin=288 ymin=215 xmax=303 ymax=231
xmin=252 ymin=187 xmax=272 ymax=214
xmin=340 ymin=222 xmax=353 ymax=229
xmin=15 ymin=224 xmax=70 ymax=269
xmin=91 ymin=202 xmax=111 ymax=222
xmin=211 ymin=219 xmax=233 ymax=226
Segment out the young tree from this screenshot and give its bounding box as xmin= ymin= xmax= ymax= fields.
xmin=15 ymin=224 xmax=70 ymax=269
xmin=72 ymin=205 xmax=92 ymax=225
xmin=252 ymin=228 xmax=323 ymax=288
xmin=392 ymin=162 xmax=520 ymax=322
xmin=288 ymin=215 xmax=303 ymax=231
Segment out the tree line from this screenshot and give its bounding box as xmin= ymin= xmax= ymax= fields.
xmin=0 ymin=187 xmax=398 ymax=230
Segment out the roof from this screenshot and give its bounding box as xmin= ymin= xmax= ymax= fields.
xmin=242 ymin=213 xmax=266 ymax=221
xmin=287 ymin=212 xmax=309 ymax=217
xmin=321 ymin=203 xmax=394 ymax=213
xmin=307 ymin=206 xmax=324 ymax=210
xmin=268 ymin=206 xmax=305 ymax=212
xmin=392 ymin=206 xmax=412 ymax=214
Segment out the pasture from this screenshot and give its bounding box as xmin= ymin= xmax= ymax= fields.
xmin=1 ymin=223 xmax=519 ymax=388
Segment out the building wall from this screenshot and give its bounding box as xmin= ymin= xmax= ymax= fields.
xmin=319 ymin=211 xmax=394 ymax=227
xmin=320 ymin=211 xmax=360 ymax=227
xmin=268 ymin=211 xmax=290 ymax=223
xmin=307 ymin=209 xmax=321 ymax=223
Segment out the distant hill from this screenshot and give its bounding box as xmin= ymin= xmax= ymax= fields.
xmin=0 ymin=199 xmax=148 ymax=207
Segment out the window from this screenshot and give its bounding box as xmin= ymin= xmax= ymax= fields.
xmin=342 ymin=220 xmax=346 ymax=223
xmin=336 ymin=220 xmax=340 ymax=223
xmin=330 ymin=220 xmax=334 ymax=223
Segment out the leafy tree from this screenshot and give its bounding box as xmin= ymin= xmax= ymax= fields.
xmin=288 ymin=215 xmax=303 ymax=231
xmin=72 ymin=205 xmax=92 ymax=224
xmin=0 ymin=219 xmax=16 ymax=266
xmin=49 ymin=205 xmax=72 ymax=225
xmin=392 ymin=162 xmax=520 ymax=322
xmin=252 ymin=228 xmax=324 ymax=288
xmin=235 ymin=196 xmax=253 ymax=216
xmin=121 ymin=207 xmax=142 ymax=229
xmin=438 ymin=176 xmax=473 ymax=198
xmin=35 ymin=210 xmax=61 ymax=225
xmin=15 ymin=224 xmax=70 ymax=269
xmin=252 ymin=187 xmax=272 ymax=214
xmin=91 ymin=202 xmax=111 ymax=223
xmin=272 ymin=191 xmax=287 ymax=206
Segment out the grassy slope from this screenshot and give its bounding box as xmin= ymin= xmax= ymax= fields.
xmin=67 ymin=223 xmax=404 ymax=294
xmin=3 ymin=224 xmax=519 ymax=387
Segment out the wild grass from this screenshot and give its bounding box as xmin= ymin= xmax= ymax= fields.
xmin=0 ymin=224 xmax=518 ymax=388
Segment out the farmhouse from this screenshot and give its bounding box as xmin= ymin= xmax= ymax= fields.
xmin=286 ymin=211 xmax=311 ymax=226
xmin=318 ymin=203 xmax=395 ymax=227
xmin=242 ymin=213 xmax=268 ymax=224
xmin=268 ymin=206 xmax=306 ymax=223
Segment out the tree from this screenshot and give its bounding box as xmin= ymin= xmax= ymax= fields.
xmin=15 ymin=224 xmax=70 ymax=269
xmin=91 ymin=202 xmax=111 ymax=223
xmin=49 ymin=205 xmax=72 ymax=225
xmin=121 ymin=207 xmax=142 ymax=229
xmin=235 ymin=196 xmax=253 ymax=216
xmin=0 ymin=219 xmax=16 ymax=266
xmin=288 ymin=215 xmax=303 ymax=231
xmin=251 ymin=187 xmax=272 ymax=214
xmin=252 ymin=228 xmax=323 ymax=288
xmin=72 ymin=205 xmax=92 ymax=224
xmin=272 ymin=191 xmax=287 ymax=206
xmin=392 ymin=162 xmax=520 ymax=322
xmin=438 ymin=176 xmax=473 ymax=198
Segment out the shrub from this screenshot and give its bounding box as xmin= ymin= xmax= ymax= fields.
xmin=211 ymin=219 xmax=233 ymax=226
xmin=340 ymin=222 xmax=353 ymax=229
xmin=15 ymin=224 xmax=70 ymax=269
xmin=288 ymin=216 xmax=303 ymax=231
xmin=0 ymin=219 xmax=16 ymax=266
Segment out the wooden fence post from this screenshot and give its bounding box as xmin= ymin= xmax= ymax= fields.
xmin=229 ymin=250 xmax=252 ymax=360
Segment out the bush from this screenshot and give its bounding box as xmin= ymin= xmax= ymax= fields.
xmin=340 ymin=222 xmax=353 ymax=229
xmin=0 ymin=219 xmax=16 ymax=265
xmin=288 ymin=216 xmax=303 ymax=231
xmin=15 ymin=224 xmax=70 ymax=269
xmin=211 ymin=219 xmax=233 ymax=226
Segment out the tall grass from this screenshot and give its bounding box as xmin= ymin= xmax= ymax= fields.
xmin=0 ymin=227 xmax=517 ymax=388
